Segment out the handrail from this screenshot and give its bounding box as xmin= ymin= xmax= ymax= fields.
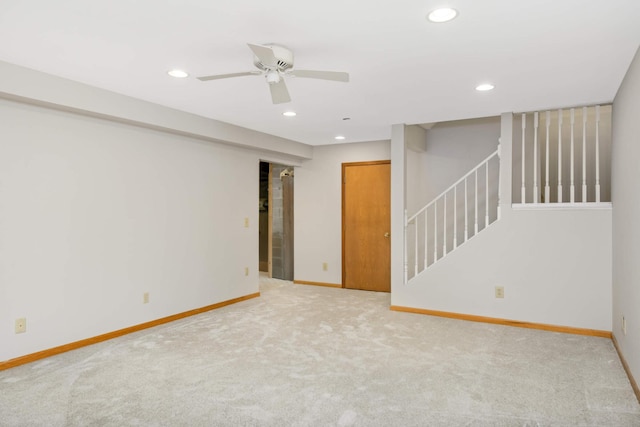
xmin=407 ymin=148 xmax=499 ymax=224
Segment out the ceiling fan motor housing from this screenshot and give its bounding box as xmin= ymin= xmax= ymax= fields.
xmin=253 ymin=44 xmax=294 ymax=71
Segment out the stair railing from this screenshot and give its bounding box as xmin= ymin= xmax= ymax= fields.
xmin=515 ymin=104 xmax=610 ymax=205
xmin=404 ymin=146 xmax=501 ymax=283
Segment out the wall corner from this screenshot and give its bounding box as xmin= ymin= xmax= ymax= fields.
xmin=499 ymin=113 xmax=514 ymax=211
xmin=390 ymin=124 xmax=407 ymax=296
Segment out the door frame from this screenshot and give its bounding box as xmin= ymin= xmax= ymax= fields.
xmin=267 ymin=163 xmax=273 ymax=278
xmin=341 ymin=160 xmax=391 ymax=289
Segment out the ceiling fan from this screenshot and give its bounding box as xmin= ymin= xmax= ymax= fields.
xmin=197 ymin=43 xmax=349 ymax=104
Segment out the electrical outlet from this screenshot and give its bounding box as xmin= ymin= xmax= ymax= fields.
xmin=143 ymin=292 xmax=149 ymax=304
xmin=495 ymin=286 xmax=504 ymax=299
xmin=622 ymin=316 xmax=627 ymax=335
xmin=15 ymin=318 xmax=27 ymax=334
xmin=244 ymin=217 xmax=249 ymax=228
xmin=245 ymin=267 xmax=249 ymax=276
xmin=322 ymin=262 xmax=328 ymax=271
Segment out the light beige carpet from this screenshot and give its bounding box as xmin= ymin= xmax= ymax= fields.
xmin=1 ymin=276 xmax=639 ymax=426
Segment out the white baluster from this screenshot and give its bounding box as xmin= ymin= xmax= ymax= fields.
xmin=434 ymin=200 xmax=438 ymax=264
xmin=464 ymin=178 xmax=468 ymax=242
xmin=404 ymin=209 xmax=408 ymax=283
xmin=474 ymin=170 xmax=479 ymax=234
xmin=595 ymin=105 xmax=601 ymax=202
xmin=453 ymin=186 xmax=458 ymax=249
xmin=485 ymin=162 xmax=489 ymax=227
xmin=558 ymin=109 xmax=563 ymax=203
xmin=497 ymin=142 xmax=502 ymax=220
xmin=545 ymin=111 xmax=551 ymax=203
xmin=414 ymin=216 xmax=418 ymax=277
xmin=533 ymin=112 xmax=539 ymax=203
xmin=521 ymin=113 xmax=526 ymax=203
xmin=443 ymin=193 xmax=447 ymax=256
xmin=423 ymin=209 xmax=428 ymax=270
xmin=582 ymin=106 xmax=587 ymax=202
xmin=570 ymin=108 xmax=575 ymax=203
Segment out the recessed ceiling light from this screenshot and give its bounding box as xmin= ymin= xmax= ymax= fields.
xmin=282 ymin=111 xmax=297 ymax=117
xmin=475 ymin=83 xmax=495 ymax=91
xmin=335 ymin=135 xmax=346 ymax=140
xmin=168 ymin=69 xmax=189 ymax=78
xmin=427 ymin=8 xmax=458 ymax=23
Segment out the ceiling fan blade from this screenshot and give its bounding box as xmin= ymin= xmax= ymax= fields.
xmin=247 ymin=43 xmax=278 ymax=68
xmin=288 ymin=70 xmax=349 ymax=82
xmin=197 ymin=71 xmax=260 ymax=81
xmin=269 ymin=80 xmax=291 ymax=104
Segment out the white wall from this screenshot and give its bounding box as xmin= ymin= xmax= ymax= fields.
xmin=0 ymin=96 xmax=293 ymax=362
xmin=405 ymin=125 xmax=426 ymax=216
xmin=412 ymin=117 xmax=501 ymax=211
xmin=294 ymin=140 xmax=390 ymax=285
xmin=612 ymin=46 xmax=640 ymax=383
xmin=393 ymin=207 xmax=613 ymax=331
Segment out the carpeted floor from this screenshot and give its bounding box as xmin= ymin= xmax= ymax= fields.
xmin=1 ymin=276 xmax=639 ymax=426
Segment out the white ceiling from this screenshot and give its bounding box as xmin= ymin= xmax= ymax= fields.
xmin=0 ymin=0 xmax=639 ymax=146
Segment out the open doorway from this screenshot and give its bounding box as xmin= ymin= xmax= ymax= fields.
xmin=259 ymin=161 xmax=294 ymax=280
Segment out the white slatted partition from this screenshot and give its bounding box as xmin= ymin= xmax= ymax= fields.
xmin=404 ymin=147 xmax=500 ymax=282
xmin=515 ymin=104 xmax=610 ymax=206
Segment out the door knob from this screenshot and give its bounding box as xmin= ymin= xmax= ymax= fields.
xmin=384 ymin=232 xmax=390 ymax=238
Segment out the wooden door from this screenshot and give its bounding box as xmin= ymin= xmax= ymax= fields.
xmin=342 ymin=161 xmax=391 ymax=292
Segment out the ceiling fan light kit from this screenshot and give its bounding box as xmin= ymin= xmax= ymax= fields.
xmin=266 ymin=70 xmax=281 ymax=84
xmin=197 ymin=43 xmax=349 ymax=104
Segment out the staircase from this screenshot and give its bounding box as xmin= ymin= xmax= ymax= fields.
xmin=404 ymin=146 xmax=501 ymax=282
xmin=403 ymin=104 xmax=611 ymax=283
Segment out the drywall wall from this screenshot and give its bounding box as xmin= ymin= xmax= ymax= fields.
xmin=405 ymin=125 xmax=427 ymax=215
xmin=393 ymin=207 xmax=613 ymax=331
xmin=392 ymin=114 xmax=612 ymax=331
xmin=411 ymin=117 xmax=501 ymax=211
xmin=612 ymin=46 xmax=640 ymax=384
xmin=0 ymin=97 xmax=278 ymax=362
xmin=294 ymin=140 xmax=390 ymax=285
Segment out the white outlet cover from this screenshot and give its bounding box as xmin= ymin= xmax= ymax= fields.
xmin=15 ymin=318 xmax=27 ymax=334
